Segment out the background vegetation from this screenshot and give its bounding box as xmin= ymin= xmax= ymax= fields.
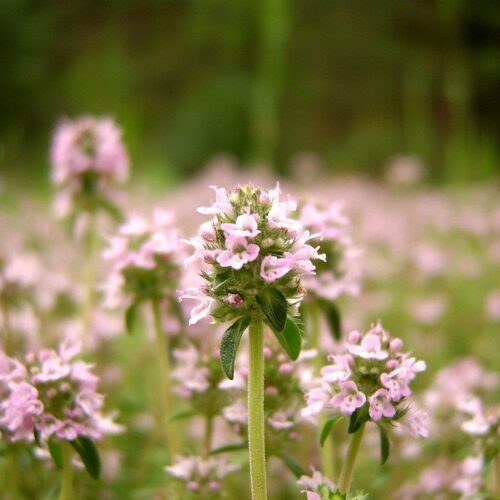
xmin=1 ymin=0 xmax=499 ymax=186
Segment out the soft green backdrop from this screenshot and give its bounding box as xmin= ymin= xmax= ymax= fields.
xmin=1 ymin=0 xmax=499 ymax=184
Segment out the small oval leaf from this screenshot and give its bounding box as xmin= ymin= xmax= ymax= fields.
xmin=256 ymin=288 xmax=287 ymax=332
xmin=320 ymin=415 xmax=343 ymax=447
xmin=269 ymin=318 xmax=302 ymax=360
xmin=209 ymin=442 xmax=247 ymax=455
xmin=275 ymin=452 xmax=307 ymax=478
xmin=125 ymin=302 xmax=140 ymax=335
xmin=378 ymin=425 xmax=390 ymax=465
xmin=320 ymin=300 xmax=342 ymax=341
xmin=48 ymin=439 xmax=63 ymax=470
xmin=71 ymin=436 xmax=101 ymax=480
xmin=220 ymin=316 xmax=251 ymax=379
xmin=348 ymin=404 xmax=369 ymax=434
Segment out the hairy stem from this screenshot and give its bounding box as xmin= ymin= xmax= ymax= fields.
xmin=338 ymin=424 xmax=365 ymax=494
xmin=151 ymin=297 xmax=179 ymax=458
xmin=59 ymin=442 xmax=74 ymax=500
xmin=248 ymin=319 xmax=268 ymax=500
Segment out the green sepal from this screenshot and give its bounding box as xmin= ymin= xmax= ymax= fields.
xmin=220 ymin=316 xmax=251 ymax=379
xmin=256 ymin=288 xmax=287 ymax=332
xmin=48 ymin=439 xmax=63 ymax=470
xmin=319 ymin=300 xmax=342 ymax=341
xmin=268 ymin=317 xmax=302 ymax=360
xmin=320 ymin=415 xmax=343 ymax=447
xmin=71 ymin=436 xmax=101 ymax=480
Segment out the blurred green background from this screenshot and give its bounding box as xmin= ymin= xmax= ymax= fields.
xmin=1 ymin=0 xmax=499 ymax=185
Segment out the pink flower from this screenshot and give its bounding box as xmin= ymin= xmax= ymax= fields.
xmin=221 ymin=214 xmax=260 ymax=239
xmin=216 ymin=236 xmax=259 ymax=270
xmin=321 ymin=354 xmax=352 ymax=383
xmin=260 ymin=255 xmax=293 ymax=282
xmin=178 ymin=288 xmax=215 ymax=326
xmin=331 ymin=381 xmax=366 ymax=416
xmin=400 ymin=407 xmax=429 ymax=438
xmin=348 ymin=332 xmax=388 ymax=360
xmin=368 ymin=389 xmax=396 ymax=421
xmin=197 ymin=186 xmax=231 ymax=215
xmin=380 ymin=370 xmax=411 ymax=401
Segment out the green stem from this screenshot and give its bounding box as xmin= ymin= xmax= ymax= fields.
xmin=338 ymin=425 xmax=365 ymax=494
xmin=248 ymin=319 xmax=268 ymax=500
xmin=203 ymin=413 xmax=214 ymax=459
xmin=495 ymin=452 xmax=500 ymax=498
xmin=59 ymin=442 xmax=74 ymax=500
xmin=309 ymin=302 xmax=337 ymax=479
xmin=1 ymin=301 xmax=13 ymax=355
xmin=151 ymin=298 xmax=179 ymax=458
xmin=5 ymin=449 xmax=18 ymax=499
xmin=81 ymin=214 xmax=99 ymax=343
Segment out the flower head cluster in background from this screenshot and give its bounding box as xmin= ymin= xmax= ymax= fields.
xmin=51 ymin=116 xmax=129 ymax=220
xmin=0 ymin=340 xmax=120 ymax=443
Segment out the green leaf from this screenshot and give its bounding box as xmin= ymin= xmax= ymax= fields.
xmin=256 ymin=288 xmax=287 ymax=332
xmin=33 ymin=428 xmax=43 ymax=447
xmin=48 ymin=439 xmax=63 ymax=470
xmin=348 ymin=404 xmax=369 ymax=434
xmin=320 ymin=416 xmax=343 ymax=447
xmin=319 ymin=300 xmax=342 ymax=341
xmin=378 ymin=425 xmax=390 ymax=465
xmin=125 ymin=302 xmax=141 ymax=334
xmin=71 ymin=436 xmax=101 ymax=480
xmin=220 ymin=316 xmax=251 ymax=379
xmin=275 ymin=452 xmax=307 ymax=478
xmin=209 ymin=442 xmax=247 ymax=455
xmin=269 ymin=318 xmax=302 ymax=360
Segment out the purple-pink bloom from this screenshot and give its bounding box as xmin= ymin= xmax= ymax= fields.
xmin=331 ymin=381 xmax=366 ymax=416
xmin=260 ymin=255 xmax=293 ymax=283
xmin=348 ymin=332 xmax=388 ymax=360
xmin=320 ymin=354 xmax=352 ymax=383
xmin=216 ymin=236 xmax=259 ymax=270
xmin=381 ymin=370 xmax=411 ymax=402
xmin=221 ymin=214 xmax=260 ymax=239
xmin=368 ymin=389 xmax=396 ymax=421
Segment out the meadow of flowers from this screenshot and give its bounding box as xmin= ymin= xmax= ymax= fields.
xmin=0 ymin=117 xmax=499 ymax=499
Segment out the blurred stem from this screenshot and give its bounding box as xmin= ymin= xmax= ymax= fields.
xmin=203 ymin=413 xmax=213 ymax=459
xmin=338 ymin=424 xmax=365 ymax=494
xmin=248 ymin=318 xmax=267 ymax=500
xmin=1 ymin=301 xmax=12 ymax=355
xmin=5 ymin=449 xmax=18 ymax=499
xmin=495 ymin=453 xmax=500 ymax=498
xmin=81 ymin=214 xmax=99 ymax=343
xmin=309 ymin=302 xmax=337 ymax=479
xmin=151 ymin=297 xmax=179 ymax=458
xmin=59 ymin=442 xmax=74 ymax=500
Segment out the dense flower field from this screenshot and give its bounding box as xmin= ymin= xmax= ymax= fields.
xmin=0 ymin=118 xmax=498 ymax=499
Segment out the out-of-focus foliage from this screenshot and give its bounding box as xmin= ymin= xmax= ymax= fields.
xmin=1 ymin=0 xmax=499 ymax=184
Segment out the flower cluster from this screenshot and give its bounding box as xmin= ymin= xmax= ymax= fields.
xmin=180 ymin=184 xmax=325 ymax=325
xmin=171 ymin=340 xmax=231 ymax=417
xmin=299 ymin=201 xmax=360 ymax=301
xmin=102 ymin=209 xmax=184 ymax=310
xmin=297 ymin=469 xmax=338 ymax=500
xmin=303 ymin=322 xmax=427 ymax=437
xmin=165 ymin=455 xmax=239 ymax=497
xmin=50 ymin=116 xmax=129 ymax=219
xmin=0 ymin=340 xmax=120 ymax=443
